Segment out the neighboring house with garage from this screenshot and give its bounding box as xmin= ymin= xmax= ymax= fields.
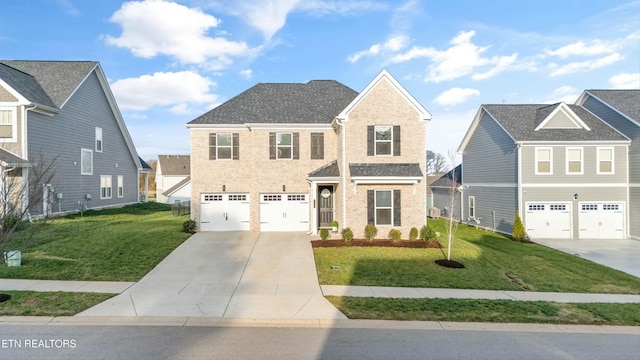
xmin=576 ymin=89 xmax=639 ymax=240
xmin=187 ymin=70 xmax=431 ymax=236
xmin=430 ymin=164 xmax=461 ymax=221
xmin=0 ymin=60 xmax=145 ymax=217
xmin=155 ymin=154 xmax=191 ymax=204
xmin=457 ymin=101 xmax=631 ymax=239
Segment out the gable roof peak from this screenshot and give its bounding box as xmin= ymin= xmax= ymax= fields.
xmin=534 ymin=101 xmax=590 ymax=131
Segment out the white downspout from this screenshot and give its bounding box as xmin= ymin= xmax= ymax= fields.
xmin=517 ymin=143 xmax=522 ymax=229
xmin=335 ymin=118 xmax=347 ymax=229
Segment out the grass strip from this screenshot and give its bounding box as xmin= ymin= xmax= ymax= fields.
xmin=326 ymin=296 xmax=640 ymax=326
xmin=0 ymin=291 xmax=113 ymax=316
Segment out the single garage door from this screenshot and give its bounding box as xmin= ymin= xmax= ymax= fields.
xmin=525 ymin=202 xmax=572 ymax=239
xmin=260 ymin=194 xmax=309 ymax=231
xmin=579 ymin=202 xmax=625 ymax=239
xmin=200 ymin=193 xmax=250 ymax=231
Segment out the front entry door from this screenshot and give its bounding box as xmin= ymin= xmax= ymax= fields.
xmin=318 ymin=186 xmax=334 ymax=228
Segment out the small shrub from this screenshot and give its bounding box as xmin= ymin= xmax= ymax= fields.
xmin=331 ymin=220 xmax=339 ymax=229
xmin=512 ymin=211 xmax=527 ymax=242
xmin=341 ymin=227 xmax=354 ymax=243
xmin=409 ymin=227 xmax=418 ymax=241
xmin=320 ymin=228 xmax=330 ymax=240
xmin=182 ymin=219 xmax=197 ymax=233
xmin=1 ymin=214 xmax=23 ymax=233
xmin=388 ymin=229 xmax=402 ymax=242
xmin=420 ymin=225 xmax=437 ymax=241
xmin=364 ymin=224 xmax=378 ymax=242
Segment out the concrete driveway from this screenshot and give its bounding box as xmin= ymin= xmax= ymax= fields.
xmin=534 ymin=238 xmax=640 ymax=278
xmin=78 ymin=232 xmax=345 ymax=319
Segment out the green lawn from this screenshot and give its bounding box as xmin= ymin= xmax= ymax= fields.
xmin=0 ymin=291 xmax=113 ymax=316
xmin=0 ymin=203 xmax=191 ymax=281
xmin=315 ymin=219 xmax=640 ymax=294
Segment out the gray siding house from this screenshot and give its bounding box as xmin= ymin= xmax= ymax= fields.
xmin=0 ymin=60 xmax=145 ymax=217
xmin=430 ymin=165 xmax=462 ymax=221
xmin=577 ymin=90 xmax=640 ymax=239
xmin=457 ymin=102 xmax=631 ymax=240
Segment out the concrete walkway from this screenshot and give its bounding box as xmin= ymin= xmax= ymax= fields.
xmin=75 ymin=232 xmax=345 ymax=319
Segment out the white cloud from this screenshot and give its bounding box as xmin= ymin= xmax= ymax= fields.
xmin=55 ymin=0 xmax=80 ymax=16
xmin=298 ymin=0 xmax=388 ymax=16
xmin=105 ymin=0 xmax=253 ymax=67
xmin=541 ymin=86 xmax=578 ymax=104
xmin=545 ymin=40 xmax=619 ymax=58
xmin=110 ymin=71 xmax=218 ymax=112
xmin=391 ymin=30 xmax=517 ymax=83
xmin=240 ymin=69 xmax=253 ymax=79
xmin=609 ymin=72 xmax=640 ymax=89
xmin=433 ymin=87 xmax=480 ymax=107
xmin=348 ymin=35 xmax=409 ymax=63
xmin=237 ymin=0 xmax=301 ymax=40
xmin=549 ymin=53 xmax=623 ymax=76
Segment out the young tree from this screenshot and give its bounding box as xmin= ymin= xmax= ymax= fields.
xmin=436 ymin=150 xmax=464 ymax=268
xmin=426 ymin=150 xmax=448 ymax=175
xmin=1 ymin=154 xmax=57 ymax=262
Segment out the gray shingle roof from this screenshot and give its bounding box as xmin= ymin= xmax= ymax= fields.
xmin=0 ymin=63 xmax=56 ymax=108
xmin=0 ymin=60 xmax=98 ymax=108
xmin=162 ymin=176 xmax=191 ymax=197
xmin=430 ymin=164 xmax=461 ymax=188
xmin=158 ymin=155 xmax=190 ymax=176
xmin=349 ymin=163 xmax=423 ymax=177
xmin=585 ymin=89 xmax=640 ymax=123
xmin=188 ymin=80 xmax=359 ymax=125
xmin=483 ymin=104 xmax=629 ymax=142
xmin=307 ymin=160 xmax=339 ymax=178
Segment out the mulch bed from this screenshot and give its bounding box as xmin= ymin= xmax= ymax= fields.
xmin=311 ymin=239 xmax=441 ymax=248
xmin=435 ymin=259 xmax=465 ymax=268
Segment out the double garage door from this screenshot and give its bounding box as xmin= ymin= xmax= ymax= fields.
xmin=199 ymin=193 xmax=309 ymax=231
xmin=525 ymin=201 xmax=625 ymax=239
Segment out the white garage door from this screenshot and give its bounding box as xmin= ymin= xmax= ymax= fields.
xmin=579 ymin=202 xmax=625 ymax=239
xmin=525 ymin=202 xmax=572 ymax=239
xmin=200 ymin=193 xmax=250 ymax=231
xmin=260 ymin=194 xmax=309 ymax=231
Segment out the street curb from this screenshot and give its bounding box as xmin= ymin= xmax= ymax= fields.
xmin=0 ymin=316 xmax=638 ymax=334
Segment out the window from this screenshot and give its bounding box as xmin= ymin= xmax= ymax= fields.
xmin=100 ymin=175 xmax=112 ymax=199
xmin=468 ymin=196 xmax=476 ymax=218
xmin=117 ymin=176 xmax=124 ymax=198
xmin=311 ymin=133 xmax=324 ymax=159
xmin=0 ymin=108 xmax=16 ymax=140
xmin=216 ymin=133 xmax=233 ymax=159
xmin=597 ymin=147 xmax=614 ymax=174
xmin=566 ymin=147 xmax=583 ymax=174
xmin=276 ymin=133 xmax=293 ymax=159
xmin=535 ymin=147 xmax=552 ymax=174
xmin=375 ymin=126 xmax=392 ymax=155
xmin=95 ymin=127 xmax=103 ymax=152
xmin=375 ymin=190 xmax=393 ymax=225
xmin=81 ymin=148 xmax=93 ymax=175
xmin=209 ymin=133 xmax=239 ymax=160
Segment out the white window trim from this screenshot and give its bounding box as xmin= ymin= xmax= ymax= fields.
xmin=597 ymin=147 xmax=614 ymax=175
xmin=374 ymin=125 xmax=393 ymax=156
xmin=276 ymin=132 xmax=293 ymax=160
xmin=468 ymin=196 xmax=476 ymax=219
xmin=117 ymin=175 xmax=124 ymax=198
xmin=81 ymin=148 xmax=93 ymax=175
xmin=216 ymin=133 xmax=233 ymax=160
xmin=535 ymin=147 xmax=553 ymax=175
xmin=100 ymin=175 xmax=112 ymax=199
xmin=0 ymin=107 xmax=17 ymax=142
xmin=95 ymin=127 xmax=103 ymax=153
xmin=374 ymin=189 xmax=393 ymax=226
xmin=566 ymin=147 xmax=583 ymax=175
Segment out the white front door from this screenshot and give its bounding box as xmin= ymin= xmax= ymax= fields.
xmin=200 ymin=193 xmax=250 ymax=231
xmin=579 ymin=202 xmax=625 ymax=239
xmin=525 ymin=202 xmax=572 ymax=239
xmin=260 ymin=194 xmax=309 ymax=231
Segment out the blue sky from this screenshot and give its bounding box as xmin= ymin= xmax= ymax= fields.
xmin=1 ymin=0 xmax=639 ymax=164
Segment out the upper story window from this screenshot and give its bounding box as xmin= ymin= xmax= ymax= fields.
xmin=0 ymin=108 xmax=16 ymax=142
xmin=375 ymin=126 xmax=392 ymax=155
xmin=81 ymin=148 xmax=93 ymax=175
xmin=367 ymin=125 xmax=400 ymax=156
xmin=209 ymin=133 xmax=239 ymax=160
xmin=269 ymin=132 xmax=299 ymax=160
xmin=566 ymin=147 xmax=583 ymax=175
xmin=535 ymin=147 xmax=552 ymax=175
xmin=597 ymin=147 xmax=614 ymax=174
xmin=95 ymin=127 xmax=103 ymax=152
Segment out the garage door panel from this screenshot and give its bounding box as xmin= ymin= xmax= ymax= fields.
xmin=200 ymin=193 xmax=250 ymax=231
xmin=579 ymin=202 xmax=625 ymax=239
xmin=260 ymin=194 xmax=309 ymax=232
xmin=525 ymin=202 xmax=571 ymax=239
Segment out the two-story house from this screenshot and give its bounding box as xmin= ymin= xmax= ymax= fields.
xmin=0 ymin=60 xmax=145 ymax=217
xmin=187 ymin=70 xmax=431 ymax=236
xmin=155 ymin=154 xmax=191 ymax=204
xmin=576 ymin=90 xmax=639 ymax=239
xmin=457 ymin=102 xmax=631 ymax=240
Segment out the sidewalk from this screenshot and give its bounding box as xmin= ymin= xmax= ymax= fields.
xmin=1 ymin=279 xmax=638 ymax=303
